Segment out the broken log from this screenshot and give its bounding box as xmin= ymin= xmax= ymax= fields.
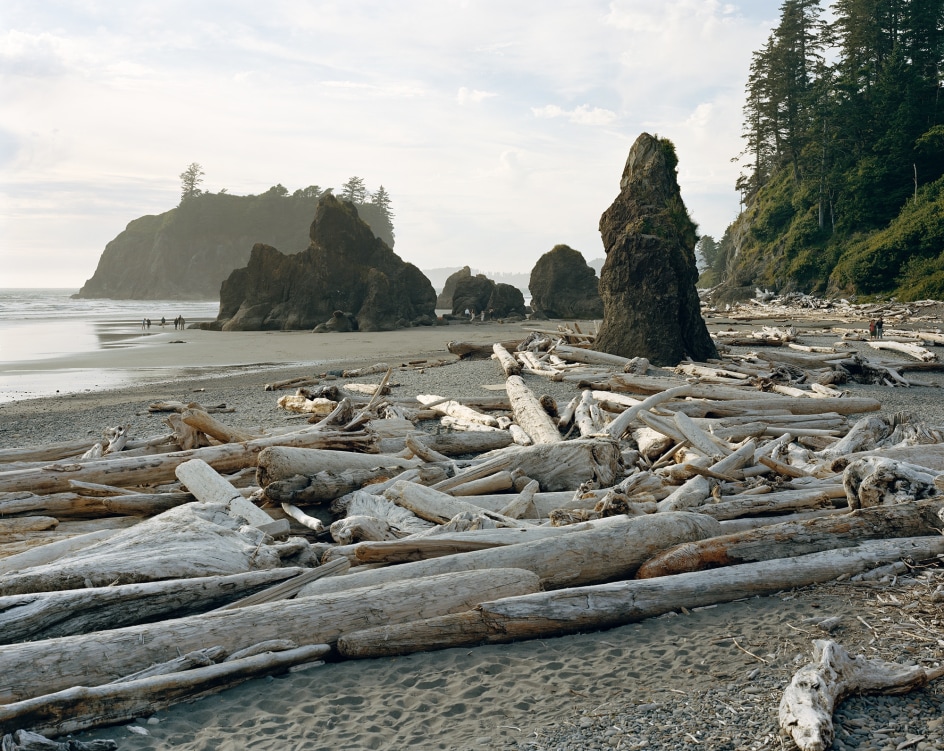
xmin=504 ymin=375 xmax=562 ymax=444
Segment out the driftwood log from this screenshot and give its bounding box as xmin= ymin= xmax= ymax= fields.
xmin=336 ymin=537 xmax=944 ymax=658
xmin=0 ymin=567 xmax=540 ymax=704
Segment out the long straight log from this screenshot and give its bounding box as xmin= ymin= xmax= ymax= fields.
xmin=384 ymin=480 xmax=531 ymax=528
xmin=0 ymin=567 xmax=541 ymax=704
xmin=336 ymin=537 xmax=944 ymax=658
xmin=0 ymin=568 xmax=305 ymax=643
xmin=636 ymin=499 xmax=944 ymax=578
xmin=299 ymin=512 xmax=722 ymax=597
xmin=0 ymin=429 xmax=375 ymax=497
xmin=0 ymin=643 xmax=332 ymax=738
xmin=493 ymin=343 xmax=522 ymax=376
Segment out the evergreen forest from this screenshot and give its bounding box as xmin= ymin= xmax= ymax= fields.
xmin=700 ymin=0 xmax=944 ymax=301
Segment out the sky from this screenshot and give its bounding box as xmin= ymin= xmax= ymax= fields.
xmin=0 ymin=1 xmax=783 ymax=288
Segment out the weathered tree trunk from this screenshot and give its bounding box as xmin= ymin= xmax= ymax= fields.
xmin=843 ymin=457 xmax=940 ymax=508
xmin=299 ymin=512 xmax=721 ymax=597
xmin=384 ymin=480 xmax=532 ymax=528
xmin=504 ymin=375 xmax=562 ymax=444
xmin=689 ymin=485 xmax=846 ymax=520
xmin=636 ymin=499 xmax=944 ymax=578
xmin=0 ymin=568 xmax=304 ymax=643
xmin=336 ymin=537 xmax=944 ymax=658
xmin=261 ymin=465 xmax=414 ymax=506
xmin=416 ymin=394 xmax=499 ymax=427
xmin=0 ymin=503 xmax=293 ymax=596
xmin=255 ymin=446 xmax=417 ymax=489
xmin=0 ymin=568 xmax=540 ymax=704
xmin=0 ymin=643 xmax=333 ymax=738
xmin=493 ymin=343 xmax=522 ymax=376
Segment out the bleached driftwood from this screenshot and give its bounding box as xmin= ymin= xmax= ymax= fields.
xmin=299 ymin=512 xmax=722 ymax=597
xmin=416 ymin=394 xmax=499 ymax=427
xmin=842 ymin=457 xmax=940 ymax=508
xmin=780 ymin=640 xmax=944 ymax=751
xmin=0 ymin=503 xmax=297 ymax=597
xmin=0 ymin=568 xmax=304 ymax=643
xmin=255 ymin=446 xmax=418 ymax=488
xmin=176 ymin=459 xmax=289 ymax=537
xmin=0 ymin=429 xmax=375 ymax=496
xmin=636 ymin=499 xmax=944 ymax=578
xmin=336 ymin=537 xmax=944 ymax=659
xmin=504 ymin=375 xmax=562 ymax=444
xmin=384 ymin=480 xmax=532 ymax=528
xmin=181 ymin=408 xmax=261 ymax=443
xmin=0 ymin=568 xmax=541 ymax=704
xmin=261 ymin=465 xmax=417 ymax=506
xmin=689 ymin=485 xmax=846 ymax=520
xmin=0 ymin=643 xmax=332 ymax=738
xmin=867 ymin=340 xmax=937 ymax=361
xmin=433 ymin=438 xmax=621 ymax=493
xmin=492 ymin=343 xmax=522 ymax=377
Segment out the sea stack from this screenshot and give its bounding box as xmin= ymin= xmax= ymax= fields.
xmin=593 ymin=133 xmax=716 ymax=366
xmin=212 ymin=194 xmax=436 ymax=331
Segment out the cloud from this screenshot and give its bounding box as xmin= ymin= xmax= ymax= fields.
xmin=0 ymin=1 xmax=785 ymax=285
xmin=532 ymin=104 xmax=617 ymax=126
xmin=456 ymin=87 xmax=496 ymax=105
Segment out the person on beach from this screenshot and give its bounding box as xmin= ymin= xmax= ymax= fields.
xmin=876 ymin=317 xmax=884 ymax=338
xmin=161 ymin=316 xmax=166 ymax=327
xmin=868 ymin=319 xmax=876 ymax=339
xmin=141 ymin=318 xmax=146 ymax=330
xmin=178 ymin=316 xmax=185 ymax=330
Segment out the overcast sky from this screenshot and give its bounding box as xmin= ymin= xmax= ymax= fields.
xmin=1 ymin=1 xmax=782 ymax=288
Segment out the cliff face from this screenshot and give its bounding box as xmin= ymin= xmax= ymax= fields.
xmin=212 ymin=195 xmax=436 ymax=332
xmin=75 ymin=191 xmax=394 ymax=300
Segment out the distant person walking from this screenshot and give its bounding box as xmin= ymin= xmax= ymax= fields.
xmin=178 ymin=316 xmax=185 ymax=330
xmin=868 ymin=319 xmax=876 ymax=339
xmin=876 ymin=317 xmax=884 ymax=339
xmin=142 ymin=318 xmax=147 ymax=330
xmin=161 ymin=316 xmax=166 ymax=327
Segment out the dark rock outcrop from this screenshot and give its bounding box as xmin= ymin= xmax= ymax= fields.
xmin=451 ymin=276 xmax=525 ymax=318
xmin=211 ymin=195 xmax=435 ymax=332
xmin=436 ymin=266 xmax=472 ymax=309
xmin=528 ymin=244 xmax=603 ymax=319
xmin=594 ymin=133 xmax=717 ymax=366
xmin=75 ymin=190 xmax=394 ymax=300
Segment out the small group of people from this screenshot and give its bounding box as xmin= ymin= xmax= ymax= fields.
xmin=463 ymin=308 xmax=496 ymax=322
xmin=868 ymin=317 xmax=884 ymax=339
xmin=141 ymin=315 xmax=186 ymax=330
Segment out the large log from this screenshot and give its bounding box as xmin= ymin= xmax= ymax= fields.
xmin=416 ymin=394 xmax=499 ymax=427
xmin=336 ymin=537 xmax=944 ymax=658
xmin=0 ymin=643 xmax=333 ymax=738
xmin=492 ymin=343 xmax=522 ymax=377
xmin=636 ymin=499 xmax=944 ymax=578
xmin=843 ymin=457 xmax=941 ymax=508
xmin=299 ymin=511 xmax=722 ymax=597
xmin=0 ymin=429 xmax=375 ymax=497
xmin=780 ymin=640 xmax=944 ymax=751
xmin=0 ymin=567 xmax=540 ymax=704
xmin=504 ymin=375 xmax=562 ymax=444
xmin=0 ymin=568 xmax=304 ymax=643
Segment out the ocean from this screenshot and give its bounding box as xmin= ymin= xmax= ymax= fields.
xmin=0 ymin=288 xmax=219 ymax=402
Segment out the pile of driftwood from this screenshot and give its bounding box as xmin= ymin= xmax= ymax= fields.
xmin=4 ymin=339 xmax=944 ymax=750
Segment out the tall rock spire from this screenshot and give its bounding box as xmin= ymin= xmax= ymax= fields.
xmin=593 ymin=133 xmax=716 ymax=366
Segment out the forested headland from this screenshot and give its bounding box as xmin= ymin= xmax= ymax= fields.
xmin=699 ymin=0 xmax=944 ymax=301
xmin=76 ymin=171 xmax=396 ymax=300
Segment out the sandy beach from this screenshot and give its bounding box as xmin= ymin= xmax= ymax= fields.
xmin=4 ymin=318 xmax=944 ymax=751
